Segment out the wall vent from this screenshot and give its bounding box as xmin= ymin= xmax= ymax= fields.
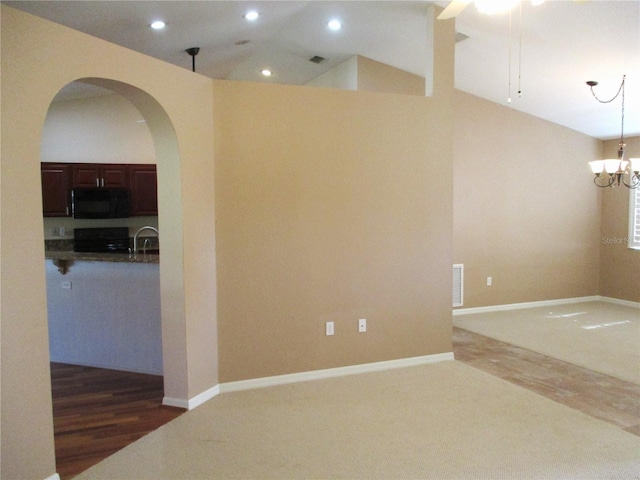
xmin=453 ymin=264 xmax=464 ymax=307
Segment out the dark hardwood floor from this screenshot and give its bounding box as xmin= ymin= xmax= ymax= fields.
xmin=51 ymin=329 xmax=639 ymax=478
xmin=50 ymin=363 xmax=184 ymax=479
xmin=453 ymin=326 xmax=640 ymax=436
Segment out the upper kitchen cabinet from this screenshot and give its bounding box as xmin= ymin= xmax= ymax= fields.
xmin=129 ymin=164 xmax=158 ymax=216
xmin=72 ymin=163 xmax=129 ymax=188
xmin=41 ymin=163 xmax=71 ymax=217
xmin=41 ymin=163 xmax=158 ymax=217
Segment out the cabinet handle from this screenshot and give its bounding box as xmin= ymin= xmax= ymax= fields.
xmin=66 ymin=206 xmax=69 ymax=216
xmin=96 ymin=178 xmax=100 ymax=187
xmin=101 ymin=178 xmax=105 ymax=187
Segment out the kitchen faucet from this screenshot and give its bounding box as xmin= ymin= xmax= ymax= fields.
xmin=133 ymin=226 xmax=159 ymax=257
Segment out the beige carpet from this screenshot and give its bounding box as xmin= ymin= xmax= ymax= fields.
xmin=75 ymin=361 xmax=639 ymax=479
xmin=454 ymin=301 xmax=640 ymax=384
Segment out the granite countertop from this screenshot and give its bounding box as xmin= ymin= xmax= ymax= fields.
xmin=45 ymin=250 xmax=159 ymax=264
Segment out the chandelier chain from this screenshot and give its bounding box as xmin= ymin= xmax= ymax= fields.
xmin=588 ymin=75 xmax=625 ymax=104
xmin=588 ymin=75 xmax=626 ymax=145
xmin=622 ymin=79 xmax=625 ymax=145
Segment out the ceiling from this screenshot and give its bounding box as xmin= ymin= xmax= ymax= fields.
xmin=5 ymin=0 xmax=638 ymax=140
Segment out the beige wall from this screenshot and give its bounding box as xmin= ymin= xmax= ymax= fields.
xmin=213 ymin=81 xmax=453 ymax=382
xmin=1 ymin=6 xmax=217 ymax=478
xmin=599 ymin=136 xmax=640 ymax=302
xmin=453 ymin=91 xmax=602 ymax=308
xmin=357 ymin=56 xmax=426 ymax=96
xmin=212 ymin=9 xmax=454 ymax=382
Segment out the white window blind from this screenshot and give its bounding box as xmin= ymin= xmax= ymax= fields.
xmin=629 ymin=187 xmax=640 ymax=250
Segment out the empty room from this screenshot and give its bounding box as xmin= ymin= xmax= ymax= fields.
xmin=1 ymin=1 xmax=638 ymax=478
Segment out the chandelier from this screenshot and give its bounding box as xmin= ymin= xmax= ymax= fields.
xmin=587 ymin=75 xmax=640 ymax=189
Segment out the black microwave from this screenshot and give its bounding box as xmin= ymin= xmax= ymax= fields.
xmin=71 ymin=188 xmax=130 ymax=219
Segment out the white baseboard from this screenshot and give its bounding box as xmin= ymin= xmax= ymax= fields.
xmin=163 ymin=353 xmax=453 ymax=408
xmin=453 ymin=296 xmax=601 ymax=316
xmin=453 ymin=295 xmax=639 ymax=316
xmin=44 ymin=474 xmax=61 ymax=480
xmin=219 ymin=352 xmax=454 ymax=394
xmin=598 ymin=296 xmax=640 ymax=308
xmin=163 ymin=384 xmax=221 ymax=410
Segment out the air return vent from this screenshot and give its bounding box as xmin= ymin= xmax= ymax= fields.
xmin=455 ymin=32 xmax=470 ymax=43
xmin=309 ymin=55 xmax=327 ymax=64
xmin=453 ymin=264 xmax=464 ymax=307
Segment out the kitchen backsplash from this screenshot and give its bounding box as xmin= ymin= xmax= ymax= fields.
xmin=45 ymin=235 xmax=159 ymax=252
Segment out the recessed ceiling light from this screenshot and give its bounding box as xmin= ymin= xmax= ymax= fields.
xmin=261 ymin=69 xmax=272 ymax=77
xmin=327 ymin=19 xmax=342 ymax=31
xmin=150 ymin=20 xmax=166 ymax=30
xmin=244 ymin=10 xmax=259 ymax=21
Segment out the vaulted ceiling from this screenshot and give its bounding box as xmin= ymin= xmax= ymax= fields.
xmin=5 ymin=0 xmax=638 ymax=140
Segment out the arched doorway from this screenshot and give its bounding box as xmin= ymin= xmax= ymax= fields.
xmin=42 ymin=79 xmax=182 ymax=475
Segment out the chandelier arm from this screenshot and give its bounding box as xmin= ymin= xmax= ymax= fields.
xmin=622 ymin=173 xmax=640 ymax=189
xmin=593 ymin=175 xmax=614 ymax=188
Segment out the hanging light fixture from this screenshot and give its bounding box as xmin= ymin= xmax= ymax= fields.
xmin=587 ymin=75 xmax=640 ymax=189
xmin=185 ymin=47 xmax=200 ymax=73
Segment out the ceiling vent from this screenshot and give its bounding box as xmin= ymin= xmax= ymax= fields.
xmin=309 ymin=55 xmax=327 ymax=64
xmin=455 ymin=32 xmax=470 ymax=44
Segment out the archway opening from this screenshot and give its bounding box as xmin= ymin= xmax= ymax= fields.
xmin=41 ymin=78 xmax=185 ymax=477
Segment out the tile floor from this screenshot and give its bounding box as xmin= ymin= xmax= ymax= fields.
xmin=453 ymin=326 xmax=640 ymax=436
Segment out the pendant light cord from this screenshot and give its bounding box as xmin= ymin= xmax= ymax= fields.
xmin=589 ymin=75 xmax=626 ymax=150
xmin=508 ymin=4 xmax=524 ymax=103
xmin=518 ymin=2 xmax=522 ymax=98
xmin=508 ymin=11 xmax=512 ymax=103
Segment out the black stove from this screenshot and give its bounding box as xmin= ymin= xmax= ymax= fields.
xmin=73 ymin=227 xmax=130 ymax=253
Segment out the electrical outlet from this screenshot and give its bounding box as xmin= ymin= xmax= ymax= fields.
xmin=52 ymin=227 xmax=60 ymax=236
xmin=358 ymin=318 xmax=367 ymax=333
xmin=326 ymin=321 xmax=334 ymax=336
xmin=59 ymin=226 xmax=66 ymax=237
xmin=61 ymin=281 xmax=72 ymax=290
xmin=487 ymin=276 xmax=492 ymax=286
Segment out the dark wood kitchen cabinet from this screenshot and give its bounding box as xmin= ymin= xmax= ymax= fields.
xmin=41 ymin=163 xmax=72 ymax=217
xmin=41 ymin=162 xmax=158 ymax=217
xmin=72 ymin=164 xmax=129 ymax=188
xmin=129 ymin=164 xmax=158 ymax=216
